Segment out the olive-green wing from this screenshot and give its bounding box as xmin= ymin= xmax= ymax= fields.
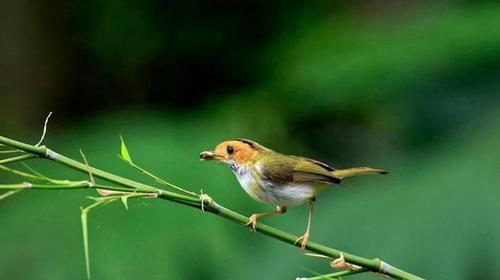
xmin=261 ymin=156 xmax=341 ymax=185
xmin=290 ymin=156 xmax=336 ymax=171
xmin=292 ymin=157 xmax=341 ymax=184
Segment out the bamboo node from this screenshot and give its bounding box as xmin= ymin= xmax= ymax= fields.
xmin=331 ymin=253 xmax=360 ymax=270
xmin=199 ymin=191 xmax=214 ymax=212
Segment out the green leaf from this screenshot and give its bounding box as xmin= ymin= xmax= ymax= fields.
xmin=121 ymin=196 xmax=129 ymax=210
xmin=119 ymin=135 xmax=133 ymax=164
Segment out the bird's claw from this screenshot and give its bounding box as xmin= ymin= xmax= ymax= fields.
xmin=294 ymin=232 xmax=310 ymax=252
xmin=245 ymin=214 xmax=258 ymax=231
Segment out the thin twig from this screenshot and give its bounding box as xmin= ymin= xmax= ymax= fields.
xmin=0 ymin=154 xmax=36 ymax=164
xmin=0 ymin=189 xmax=24 ymax=201
xmin=128 ymin=160 xmax=198 ymax=196
xmin=0 ymin=150 xmax=21 ymax=154
xmin=80 ymin=192 xmax=158 ymax=279
xmin=118 ymin=136 xmax=198 ymax=196
xmin=297 ymin=268 xmax=368 ymax=280
xmin=0 ymin=164 xmax=45 ymax=181
xmin=81 ymin=149 xmax=116 ymax=196
xmin=35 ymin=112 xmax=53 ymax=147
xmin=80 ymin=149 xmax=95 ymax=185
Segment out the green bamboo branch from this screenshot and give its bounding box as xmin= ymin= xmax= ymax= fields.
xmin=0 ymin=135 xmax=424 ymax=280
xmin=0 ymin=181 xmax=144 ymax=192
xmin=0 ymin=164 xmax=152 ymax=193
xmin=297 ymin=268 xmax=369 ymax=280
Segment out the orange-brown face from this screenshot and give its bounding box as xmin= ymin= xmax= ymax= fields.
xmin=200 ymin=140 xmax=257 ymax=165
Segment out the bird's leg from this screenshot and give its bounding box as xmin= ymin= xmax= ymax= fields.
xmin=246 ymin=206 xmax=287 ymax=231
xmin=295 ymin=198 xmax=315 ymax=252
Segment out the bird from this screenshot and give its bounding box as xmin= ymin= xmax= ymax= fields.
xmin=199 ymin=138 xmax=388 ymax=251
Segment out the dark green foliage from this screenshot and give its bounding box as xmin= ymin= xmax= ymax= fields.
xmin=1 ymin=1 xmax=500 ymax=279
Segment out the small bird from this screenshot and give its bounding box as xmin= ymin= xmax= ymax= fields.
xmin=200 ymin=139 xmax=388 ymax=251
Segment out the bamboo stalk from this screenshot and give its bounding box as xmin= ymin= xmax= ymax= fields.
xmin=0 ymin=135 xmax=424 ymax=280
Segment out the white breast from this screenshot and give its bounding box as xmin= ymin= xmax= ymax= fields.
xmin=263 ymin=181 xmax=315 ymax=206
xmin=231 ymin=162 xmax=315 ymax=206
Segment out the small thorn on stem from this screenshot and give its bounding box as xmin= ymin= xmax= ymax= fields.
xmin=305 ymin=253 xmax=331 ymax=259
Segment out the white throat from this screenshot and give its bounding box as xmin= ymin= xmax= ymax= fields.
xmin=226 ymin=160 xmax=255 ymax=194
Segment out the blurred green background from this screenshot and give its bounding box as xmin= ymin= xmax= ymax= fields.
xmin=1 ymin=1 xmax=499 ymax=279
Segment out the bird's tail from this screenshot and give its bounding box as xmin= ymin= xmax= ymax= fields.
xmin=331 ymin=167 xmax=389 ymax=180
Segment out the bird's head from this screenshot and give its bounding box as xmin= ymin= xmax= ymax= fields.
xmin=200 ymin=139 xmax=269 ymax=168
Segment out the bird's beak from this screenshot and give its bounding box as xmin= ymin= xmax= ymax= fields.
xmin=200 ymin=151 xmax=224 ymax=161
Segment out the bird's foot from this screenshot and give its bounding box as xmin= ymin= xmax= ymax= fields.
xmin=294 ymin=231 xmax=310 ymax=252
xmin=245 ymin=214 xmax=258 ymax=231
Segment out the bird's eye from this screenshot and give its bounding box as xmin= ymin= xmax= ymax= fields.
xmin=226 ymin=146 xmax=234 ymax=154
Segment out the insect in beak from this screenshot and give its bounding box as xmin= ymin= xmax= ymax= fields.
xmin=200 ymin=151 xmax=224 ymax=161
